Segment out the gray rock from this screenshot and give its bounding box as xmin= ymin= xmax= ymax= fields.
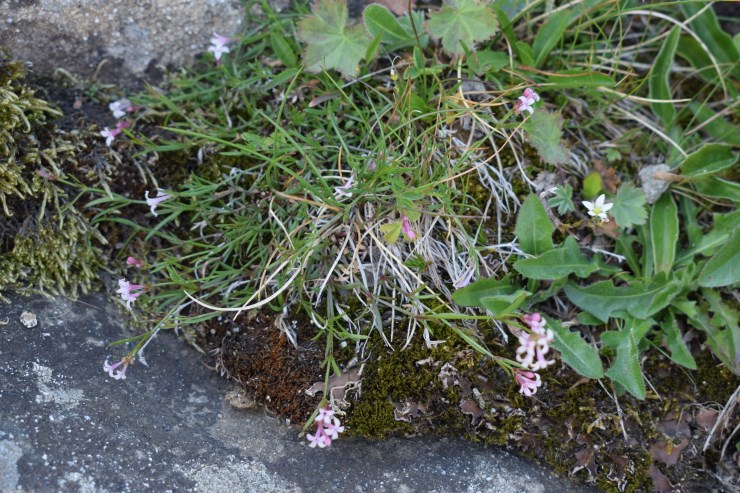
xmin=0 ymin=293 xmax=596 ymax=492
xmin=0 ymin=0 xmax=244 ymax=83
xmin=639 ymin=164 xmax=672 ymax=204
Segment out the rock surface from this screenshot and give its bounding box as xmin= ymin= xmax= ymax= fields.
xmin=0 ymin=0 xmax=243 ymax=83
xmin=0 ymin=293 xmax=597 ymax=492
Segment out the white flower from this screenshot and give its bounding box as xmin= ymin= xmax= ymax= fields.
xmin=208 ymin=33 xmax=231 ymax=62
xmin=516 ymin=88 xmax=540 ymax=115
xmin=109 ymin=99 xmax=132 ymax=119
xmin=582 ymin=194 xmax=613 ymax=223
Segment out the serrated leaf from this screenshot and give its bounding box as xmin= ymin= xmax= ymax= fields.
xmin=514 ymin=236 xmax=598 ymax=280
xmin=363 ymin=4 xmax=410 ymax=45
xmin=564 ymin=278 xmax=681 ymax=323
xmin=650 ymin=193 xmax=678 ymax=275
xmin=649 ymin=26 xmax=680 ymax=127
xmin=602 ymin=324 xmax=646 ymax=400
xmin=515 ymin=194 xmax=555 ymax=256
xmin=427 ymin=0 xmax=498 ymax=56
xmin=452 ymin=276 xmax=517 ymax=307
xmin=610 ymin=183 xmax=647 ymax=228
xmin=662 ymin=312 xmax=697 ymax=370
xmin=550 ymin=320 xmax=603 ymax=379
xmin=298 ymin=0 xmax=372 ymax=77
xmin=548 ymin=184 xmax=575 ymax=215
xmin=699 ymin=228 xmax=740 ymax=287
xmin=524 ymin=110 xmax=569 ymax=165
xmin=532 ymin=8 xmax=571 ymax=67
xmin=380 ymin=221 xmax=402 ymax=244
xmin=679 ymin=144 xmax=738 ymax=180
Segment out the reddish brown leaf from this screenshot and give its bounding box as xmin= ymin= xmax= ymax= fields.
xmin=648 ymin=464 xmax=674 ymax=493
xmin=696 ymin=408 xmax=719 ymax=432
xmin=650 ymin=439 xmax=689 ymax=466
xmin=460 ymin=399 xmax=483 ymax=424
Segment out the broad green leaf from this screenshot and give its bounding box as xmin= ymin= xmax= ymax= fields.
xmin=480 ymin=289 xmax=530 ymax=316
xmin=679 ymin=144 xmax=738 ymax=180
xmin=582 ymin=172 xmax=602 ymax=199
xmin=533 ymin=8 xmax=571 ymax=67
xmin=523 ymin=110 xmax=569 ymax=165
xmin=688 ymin=103 xmax=740 ymax=146
xmin=688 ymin=290 xmax=740 ymax=375
xmin=270 ymin=33 xmax=298 ymax=68
xmin=516 ymin=41 xmax=535 ymax=66
xmin=564 ymin=278 xmax=681 ymax=323
xmin=649 ymin=26 xmax=680 ymax=128
xmin=678 ymin=209 xmax=740 ymax=263
xmin=363 ymin=4 xmax=410 ymax=46
xmin=426 ymin=0 xmax=498 ymax=56
xmin=548 ymin=184 xmax=575 ymax=215
xmin=545 ymin=71 xmax=615 ymax=89
xmin=469 ymin=50 xmax=510 ymax=74
xmin=615 ymin=234 xmax=642 ymax=277
xmin=609 ymin=183 xmax=647 ymax=228
xmin=650 ymin=193 xmax=678 ymax=275
xmin=452 ymin=276 xmax=517 ymax=307
xmin=681 ymin=3 xmax=740 ymax=80
xmin=298 ymin=0 xmax=372 ymax=77
xmin=380 ymin=221 xmax=401 ymax=244
xmin=492 ymin=5 xmax=522 ymax=61
xmin=514 ymin=194 xmax=555 ymax=256
xmin=602 ymin=323 xmax=648 ymax=400
xmin=699 ymin=228 xmax=740 ymax=287
xmin=514 ymin=236 xmax=598 ymax=280
xmin=397 ymin=11 xmax=430 ymax=50
xmin=577 ymin=311 xmax=605 ymax=326
xmin=662 ymin=312 xmax=697 ymax=370
xmin=550 ymin=320 xmax=604 ymax=379
xmin=693 ymin=176 xmax=740 ymax=202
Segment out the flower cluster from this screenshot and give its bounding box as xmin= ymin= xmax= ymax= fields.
xmin=103 ymin=355 xmax=133 ymax=380
xmin=307 ymin=406 xmax=345 ymax=448
xmin=582 ymin=194 xmax=613 ymax=223
xmin=100 ymin=97 xmax=138 ymax=147
xmin=117 ymin=278 xmax=146 ymax=310
xmin=514 ymin=368 xmax=541 ymax=397
xmin=516 ymin=313 xmax=555 ymax=371
xmin=515 ymin=88 xmax=540 ymax=115
xmin=208 ymin=33 xmax=232 ymax=63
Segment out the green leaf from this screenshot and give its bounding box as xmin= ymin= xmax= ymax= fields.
xmin=380 ymin=221 xmax=402 ymax=244
xmin=298 ymin=0 xmax=372 ymax=77
xmin=564 ymin=278 xmax=681 ymax=323
xmin=468 ymin=49 xmax=509 ymax=74
xmin=692 ymin=176 xmax=740 ymax=203
xmin=545 ymin=71 xmax=615 ymax=89
xmin=678 ymin=209 xmax=740 ymax=263
xmin=270 ymin=33 xmax=298 ymax=68
xmin=452 ymin=276 xmax=517 ymax=307
xmin=514 ymin=236 xmax=598 ymax=280
xmin=649 ymin=26 xmax=680 ymax=128
xmin=688 ymin=103 xmax=740 ymax=146
xmin=610 ymin=183 xmax=648 ymax=228
xmin=523 ymin=110 xmax=569 ymax=165
xmin=533 ymin=8 xmax=571 ymax=67
xmin=679 ymin=144 xmax=738 ymax=180
xmin=426 ymin=0 xmax=498 ymax=56
xmin=582 ymin=172 xmax=602 ymax=199
xmin=699 ymin=228 xmax=740 ymax=287
xmin=550 ymin=320 xmax=604 ymax=379
xmin=681 ymin=2 xmax=740 ymax=80
xmin=602 ymin=323 xmax=647 ymax=400
xmin=650 ymin=193 xmax=678 ymax=275
xmin=514 ymin=194 xmax=555 ymax=256
xmin=480 ymin=289 xmax=530 ymax=316
xmin=662 ymin=312 xmax=697 ymax=370
xmin=548 ymin=184 xmax=575 ymax=215
xmin=363 ymin=4 xmax=411 ymax=45
xmin=516 ymin=41 xmax=535 ymax=66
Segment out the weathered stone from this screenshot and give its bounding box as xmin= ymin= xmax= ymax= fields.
xmin=0 ymin=0 xmax=244 ymax=83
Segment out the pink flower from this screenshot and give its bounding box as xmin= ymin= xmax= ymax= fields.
xmin=307 ymin=428 xmax=332 ymax=448
xmin=317 ymin=406 xmax=334 ymax=426
xmin=109 ymin=99 xmax=132 ymax=119
xmin=401 ymin=215 xmax=415 ymax=241
xmin=514 ymin=368 xmax=541 ymax=397
xmin=516 ymin=312 xmax=555 ymax=371
xmin=126 ymin=256 xmax=144 ymax=268
xmin=208 ymin=32 xmax=231 ymax=62
xmin=117 ymin=278 xmax=145 ymax=310
xmin=515 ymin=88 xmax=540 ymax=115
xmin=334 ymin=175 xmax=354 ymax=199
xmin=145 ymin=189 xmax=170 ymax=216
xmin=307 ymin=406 xmax=345 ymax=448
xmin=324 ymin=417 xmax=345 ymax=440
xmin=453 ymin=266 xmax=475 ymax=289
xmin=99 ymin=120 xmax=131 ymax=147
xmin=103 ymin=355 xmax=133 ymax=380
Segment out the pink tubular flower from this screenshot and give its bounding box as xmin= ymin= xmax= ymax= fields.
xmin=117 ymin=278 xmax=146 ymax=310
xmin=514 ymin=368 xmax=541 ymax=397
xmin=516 ymin=312 xmax=555 ymax=371
xmin=109 ymin=99 xmax=132 ymax=119
xmin=307 ymin=406 xmax=344 ymax=448
xmin=515 ymin=88 xmax=540 ymax=115
xmin=126 ymin=256 xmax=144 ymax=268
xmin=145 ymin=189 xmax=170 ymax=216
xmin=401 ymin=215 xmax=415 ymax=241
xmin=334 ymin=175 xmax=354 ymax=199
xmin=208 ymin=32 xmax=231 ymax=62
xmin=103 ymin=355 xmax=133 ymax=380
xmin=100 ymin=120 xmax=131 ymax=147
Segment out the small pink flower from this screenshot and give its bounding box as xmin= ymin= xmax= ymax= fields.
xmin=126 ymin=256 xmax=144 ymax=268
xmin=208 ymin=32 xmax=231 ymax=62
xmin=109 ymin=99 xmax=132 ymax=119
xmin=36 ymin=169 xmax=57 ymax=180
xmin=333 ymin=175 xmax=354 ymax=199
xmin=514 ymin=368 xmax=541 ymax=397
xmin=103 ymin=355 xmax=133 ymax=380
xmin=317 ymin=407 xmax=334 ymax=426
xmin=453 ymin=266 xmax=475 ymax=289
xmin=401 ymin=215 xmax=415 ymax=241
xmin=516 ymin=312 xmax=555 ymax=371
xmin=117 ymin=278 xmax=146 ymax=310
xmin=100 ymin=120 xmax=131 ymax=147
xmin=324 ymin=417 xmax=345 ymax=440
xmin=307 ymin=428 xmax=332 ymax=448
xmin=515 ymin=88 xmax=540 ymax=115
xmin=307 ymin=406 xmax=344 ymax=448
xmin=145 ymin=189 xmax=170 ymax=216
